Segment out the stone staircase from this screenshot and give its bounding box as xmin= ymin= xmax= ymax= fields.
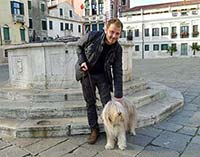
xmin=0 ymin=79 xmax=183 ymax=138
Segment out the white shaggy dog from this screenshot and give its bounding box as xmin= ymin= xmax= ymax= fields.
xmin=101 ymin=98 xmax=137 ymax=150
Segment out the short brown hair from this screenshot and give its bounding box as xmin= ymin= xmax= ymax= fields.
xmin=106 ymin=18 xmax=123 ymax=30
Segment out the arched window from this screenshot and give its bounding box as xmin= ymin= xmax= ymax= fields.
xmin=20 ymin=27 xmax=25 ymax=41
xmin=3 ymin=25 xmax=10 ymax=41
xmin=98 ymin=0 xmax=104 ymax=15
xmin=92 ymin=0 xmax=97 ymax=15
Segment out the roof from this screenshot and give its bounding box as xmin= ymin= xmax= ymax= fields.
xmin=125 ymin=0 xmax=200 ymax=12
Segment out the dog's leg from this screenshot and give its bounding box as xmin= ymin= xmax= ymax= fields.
xmin=117 ymin=131 xmax=127 ymax=150
xmin=105 ymin=133 xmax=115 ymax=150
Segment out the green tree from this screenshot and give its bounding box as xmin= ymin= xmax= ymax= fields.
xmin=167 ymin=46 xmax=177 ymax=56
xmin=190 ymin=43 xmax=200 ymax=55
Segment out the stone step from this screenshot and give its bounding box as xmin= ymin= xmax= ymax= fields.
xmin=0 ymin=79 xmax=147 ymax=102
xmin=0 ymin=86 xmax=183 ymax=138
xmin=0 ymin=87 xmax=164 ymax=119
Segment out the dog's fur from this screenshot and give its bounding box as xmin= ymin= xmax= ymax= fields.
xmin=101 ymin=98 xmax=137 ymax=150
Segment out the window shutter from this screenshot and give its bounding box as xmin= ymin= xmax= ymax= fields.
xmin=20 ymin=3 xmax=24 ymax=15
xmin=10 ymin=1 xmax=14 ymax=14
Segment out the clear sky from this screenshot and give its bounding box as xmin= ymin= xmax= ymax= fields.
xmin=130 ymin=0 xmax=181 ymax=7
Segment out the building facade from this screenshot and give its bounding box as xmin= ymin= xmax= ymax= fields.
xmin=0 ymin=0 xmax=29 ymax=45
xmin=83 ymin=0 xmax=130 ymax=32
xmin=47 ymin=1 xmax=83 ymax=38
xmin=28 ymin=0 xmax=48 ymax=42
xmin=120 ymin=0 xmax=200 ymax=58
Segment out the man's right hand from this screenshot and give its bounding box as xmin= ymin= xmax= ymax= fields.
xmin=80 ymin=62 xmax=88 ymax=72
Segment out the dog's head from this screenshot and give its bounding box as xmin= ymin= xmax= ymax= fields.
xmin=103 ymin=101 xmax=125 ymax=127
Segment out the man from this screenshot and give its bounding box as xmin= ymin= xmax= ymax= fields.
xmin=75 ymin=18 xmax=123 ymax=144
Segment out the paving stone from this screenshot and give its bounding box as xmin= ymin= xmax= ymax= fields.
xmin=190 ymin=135 xmax=200 ymax=145
xmin=136 ymin=126 xmax=163 ymax=138
xmin=155 ymin=121 xmax=183 ymax=132
xmin=127 ymin=133 xmax=154 ymax=147
xmin=67 ymin=135 xmax=88 ymax=146
xmin=61 ymin=146 xmax=97 ymax=157
xmin=25 ymin=138 xmax=68 ymax=155
xmin=38 ymin=140 xmax=78 ymax=157
xmin=178 ymin=126 xmax=197 ymax=136
xmin=152 ymin=131 xmax=191 ymax=153
xmin=181 ymin=143 xmax=200 ymax=157
xmin=0 ymin=140 xmax=11 ymax=149
xmin=183 ymin=103 xmax=199 ymax=111
xmin=95 ymin=144 xmax=143 ymax=157
xmin=191 ymin=96 xmax=200 ymax=105
xmin=82 ymin=134 xmax=106 ymax=152
xmin=137 ymin=145 xmax=179 ymax=157
xmin=9 ymin=138 xmax=41 ymax=148
xmin=0 ymin=145 xmax=29 ymax=157
xmin=187 ymin=111 xmax=200 ymax=127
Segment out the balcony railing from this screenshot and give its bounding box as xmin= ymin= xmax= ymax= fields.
xmin=180 ymin=32 xmax=189 ymax=38
xmin=171 ymin=32 xmax=177 ymax=38
xmin=192 ymin=31 xmax=199 ymax=37
xmin=13 ymin=14 xmax=25 ymax=23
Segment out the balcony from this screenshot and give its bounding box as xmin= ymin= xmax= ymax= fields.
xmin=180 ymin=32 xmax=189 ymax=38
xmin=192 ymin=31 xmax=199 ymax=37
xmin=13 ymin=14 xmax=25 ymax=23
xmin=171 ymin=32 xmax=177 ymax=38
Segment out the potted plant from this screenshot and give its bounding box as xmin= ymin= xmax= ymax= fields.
xmin=167 ymin=46 xmax=177 ymax=56
xmin=190 ymin=43 xmax=200 ymax=55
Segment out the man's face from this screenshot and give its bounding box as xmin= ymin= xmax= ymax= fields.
xmin=105 ymin=23 xmax=121 ymax=45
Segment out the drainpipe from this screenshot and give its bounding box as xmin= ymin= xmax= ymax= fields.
xmin=141 ymin=9 xmax=144 ymax=59
xmin=0 ymin=26 xmax=2 ymax=45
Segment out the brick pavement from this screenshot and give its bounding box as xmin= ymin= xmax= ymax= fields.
xmin=0 ymin=57 xmax=200 ymax=157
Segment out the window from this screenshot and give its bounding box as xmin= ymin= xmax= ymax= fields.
xmin=135 ymin=45 xmax=139 ymax=51
xmin=65 ymin=23 xmax=69 ymax=30
xmin=121 ymin=30 xmax=126 ymax=38
xmin=70 ymin=23 xmax=73 ymax=31
xmin=10 ymin=1 xmax=24 ymax=15
xmin=192 ymin=10 xmax=198 ymax=15
xmin=152 ymin=28 xmax=159 ymax=36
xmin=28 ymin=1 xmax=31 ymax=10
xmin=144 ymin=28 xmax=149 ymax=37
xmin=161 ymin=27 xmax=168 ymax=36
xmin=181 ymin=11 xmax=188 ymax=16
xmin=3 ymin=25 xmax=10 ymax=41
xmin=49 ymin=21 xmax=53 ymax=30
xmin=171 ymin=43 xmax=176 ymax=49
xmin=92 ymin=0 xmax=97 ymax=15
xmin=172 ymin=26 xmax=176 ymax=33
xmin=145 ymin=45 xmax=149 ymax=51
xmin=41 ymin=3 xmax=45 ymax=12
xmin=153 ymin=44 xmax=159 ymax=51
xmin=99 ymin=23 xmax=104 ymax=31
xmin=20 ymin=27 xmax=25 ymax=41
xmin=122 ymin=0 xmax=126 ymax=5
xmin=78 ymin=25 xmax=81 ymax=33
xmin=42 ymin=20 xmax=47 ymax=30
xmin=60 ymin=22 xmax=63 ymax=31
xmin=85 ymin=0 xmax=90 ymax=16
xmin=69 ymin=10 xmax=73 ymax=17
xmin=60 ymin=8 xmax=63 ymax=16
xmin=161 ymin=44 xmax=168 ymax=50
xmin=127 ymin=30 xmax=133 ymax=40
xmin=98 ymin=0 xmax=104 ymax=14
xmin=29 ymin=19 xmax=32 ymax=28
xmin=92 ymin=24 xmax=97 ymax=31
xmin=85 ymin=25 xmax=90 ymax=32
xmin=135 ymin=29 xmax=139 ymax=37
xmin=180 ymin=26 xmax=189 ymax=38
xmin=192 ymin=25 xmax=199 ymax=37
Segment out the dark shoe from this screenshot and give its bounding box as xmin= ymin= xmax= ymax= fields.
xmin=87 ymin=128 xmax=99 ymax=144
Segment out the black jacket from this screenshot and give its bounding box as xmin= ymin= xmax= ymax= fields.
xmin=75 ymin=31 xmax=123 ymax=98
